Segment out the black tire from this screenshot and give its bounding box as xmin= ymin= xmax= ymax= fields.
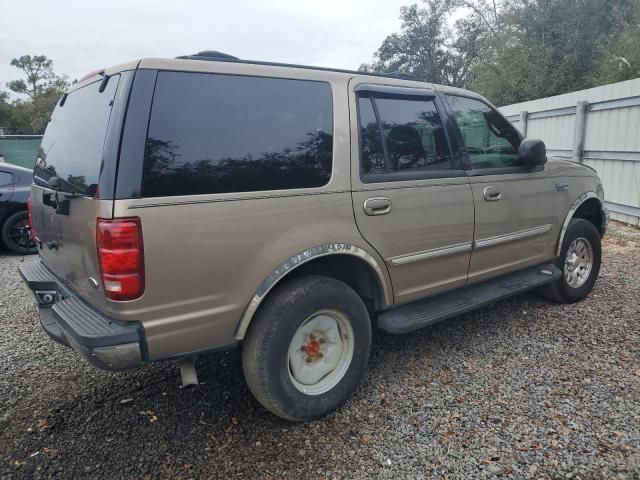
xmin=1 ymin=210 xmax=37 ymax=255
xmin=242 ymin=275 xmax=371 ymax=422
xmin=539 ymin=218 xmax=601 ymax=303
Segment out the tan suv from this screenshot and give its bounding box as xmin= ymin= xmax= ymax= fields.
xmin=20 ymin=51 xmax=608 ymax=421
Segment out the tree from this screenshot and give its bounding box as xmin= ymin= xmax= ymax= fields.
xmin=7 ymin=55 xmax=55 ymax=100
xmin=4 ymin=55 xmax=70 ymax=134
xmin=363 ymin=0 xmax=640 ymax=106
xmin=360 ymin=0 xmax=473 ymax=87
xmin=0 ymin=92 xmax=11 ymax=130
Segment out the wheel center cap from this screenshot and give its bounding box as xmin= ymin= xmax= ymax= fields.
xmin=305 ymin=338 xmax=321 ymax=357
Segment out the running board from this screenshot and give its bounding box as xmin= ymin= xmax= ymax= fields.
xmin=377 ymin=263 xmax=561 ymax=334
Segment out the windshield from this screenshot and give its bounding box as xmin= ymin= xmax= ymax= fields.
xmin=34 ymin=75 xmax=120 ymax=196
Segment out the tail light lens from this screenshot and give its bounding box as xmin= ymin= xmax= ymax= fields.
xmin=96 ymin=217 xmax=144 ymax=301
xmin=27 ymin=197 xmax=37 ymax=241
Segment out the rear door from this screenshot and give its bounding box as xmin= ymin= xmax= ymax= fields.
xmin=441 ymin=93 xmax=556 ymax=283
xmin=349 ymin=80 xmax=475 ymax=305
xmin=31 ymin=73 xmax=128 ymax=306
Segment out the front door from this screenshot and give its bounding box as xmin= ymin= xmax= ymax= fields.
xmin=349 ymin=79 xmax=475 ymax=305
xmin=441 ymin=93 xmax=556 ymax=283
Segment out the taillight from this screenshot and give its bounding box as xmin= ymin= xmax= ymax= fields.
xmin=27 ymin=197 xmax=37 ymax=241
xmin=96 ymin=217 xmax=144 ymax=301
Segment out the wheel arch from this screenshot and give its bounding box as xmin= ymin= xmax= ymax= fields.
xmin=234 ymin=244 xmax=393 ymax=340
xmin=556 ymin=192 xmax=608 ymax=257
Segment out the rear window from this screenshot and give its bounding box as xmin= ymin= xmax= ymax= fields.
xmin=34 ymin=75 xmax=120 ymax=195
xmin=142 ymin=72 xmax=333 ymax=197
xmin=0 ymin=172 xmax=13 ymax=187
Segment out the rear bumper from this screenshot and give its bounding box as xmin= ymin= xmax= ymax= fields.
xmin=19 ymin=260 xmax=144 ymax=371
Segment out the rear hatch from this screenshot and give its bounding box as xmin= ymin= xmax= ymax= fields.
xmin=31 ymin=73 xmax=125 ymax=309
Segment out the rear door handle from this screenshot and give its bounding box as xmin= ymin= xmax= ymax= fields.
xmin=363 ymin=197 xmax=392 ymax=216
xmin=483 ymin=186 xmax=502 ymax=201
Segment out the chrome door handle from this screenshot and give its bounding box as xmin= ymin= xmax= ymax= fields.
xmin=483 ymin=186 xmax=502 ymax=201
xmin=363 ymin=197 xmax=392 ymax=216
xmin=556 ymin=182 xmax=569 ymax=191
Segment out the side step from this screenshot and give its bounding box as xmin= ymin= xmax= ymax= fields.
xmin=377 ymin=263 xmax=561 ymax=334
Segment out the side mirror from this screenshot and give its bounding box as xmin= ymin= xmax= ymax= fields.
xmin=518 ymin=138 xmax=547 ymax=166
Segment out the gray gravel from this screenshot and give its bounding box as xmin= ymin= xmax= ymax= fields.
xmin=1 ymin=223 xmax=639 ymax=479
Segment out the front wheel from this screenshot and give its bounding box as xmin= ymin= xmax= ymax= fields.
xmin=242 ymin=275 xmax=371 ymax=421
xmin=540 ymin=218 xmax=601 ymax=303
xmin=1 ymin=210 xmax=37 ymax=255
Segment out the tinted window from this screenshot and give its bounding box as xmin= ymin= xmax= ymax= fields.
xmin=444 ymin=95 xmax=521 ymax=169
xmin=143 ymin=72 xmax=333 ymax=197
xmin=358 ymin=97 xmax=386 ymax=175
xmin=358 ymin=95 xmax=451 ymax=180
xmin=0 ymin=172 xmax=13 ymax=187
xmin=35 ymin=76 xmax=120 ymax=195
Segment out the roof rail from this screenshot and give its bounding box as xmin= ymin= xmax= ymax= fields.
xmin=173 ymin=51 xmax=422 ymax=82
xmin=176 ymin=51 xmax=239 ymax=61
xmin=378 ymin=71 xmax=417 ymax=81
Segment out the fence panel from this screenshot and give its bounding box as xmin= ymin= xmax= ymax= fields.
xmin=0 ymin=135 xmax=42 ymax=169
xmin=500 ymin=78 xmax=640 ymax=225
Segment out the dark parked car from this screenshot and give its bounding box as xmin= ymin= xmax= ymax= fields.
xmin=0 ymin=163 xmax=36 ymax=254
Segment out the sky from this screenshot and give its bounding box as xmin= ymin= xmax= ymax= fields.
xmin=0 ymin=0 xmax=419 ymax=94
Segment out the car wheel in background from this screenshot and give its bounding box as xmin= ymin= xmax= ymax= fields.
xmin=1 ymin=210 xmax=37 ymax=255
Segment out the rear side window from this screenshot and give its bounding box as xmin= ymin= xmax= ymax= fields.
xmin=35 ymin=76 xmax=120 ymax=195
xmin=0 ymin=172 xmax=13 ymax=187
xmin=443 ymin=95 xmax=521 ymax=169
xmin=358 ymin=94 xmax=452 ymax=182
xmin=143 ymin=72 xmax=333 ymax=197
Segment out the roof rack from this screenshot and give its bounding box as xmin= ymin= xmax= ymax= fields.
xmin=175 ymin=51 xmax=418 ymax=81
xmin=176 ymin=50 xmax=239 ymax=61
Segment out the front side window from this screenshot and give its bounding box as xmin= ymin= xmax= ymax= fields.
xmin=143 ymin=72 xmax=333 ymax=197
xmin=358 ymin=94 xmax=452 ymax=181
xmin=444 ymin=95 xmax=521 ymax=169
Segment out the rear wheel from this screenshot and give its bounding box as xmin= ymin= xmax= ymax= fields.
xmin=1 ymin=210 xmax=37 ymax=255
xmin=540 ymin=218 xmax=601 ymax=303
xmin=242 ymin=275 xmax=371 ymax=421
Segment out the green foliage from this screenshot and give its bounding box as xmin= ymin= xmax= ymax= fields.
xmin=365 ymin=0 xmax=640 ymax=105
xmin=360 ymin=0 xmax=472 ymax=86
xmin=3 ymin=54 xmax=70 ymax=135
xmin=0 ymin=92 xmax=11 ymax=130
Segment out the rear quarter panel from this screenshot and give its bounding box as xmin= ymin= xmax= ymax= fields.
xmin=113 ymin=193 xmax=387 ymax=360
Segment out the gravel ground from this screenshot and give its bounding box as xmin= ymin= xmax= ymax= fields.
xmin=1 ymin=222 xmax=639 ymax=479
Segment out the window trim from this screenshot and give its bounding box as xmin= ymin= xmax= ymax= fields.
xmin=355 ymin=83 xmax=436 ymax=98
xmin=440 ymin=92 xmax=526 ymax=176
xmin=355 ymin=90 xmax=460 ymax=184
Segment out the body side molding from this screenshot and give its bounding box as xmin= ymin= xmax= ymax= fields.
xmin=388 ymin=242 xmax=472 ymax=266
xmin=234 ymin=244 xmax=393 ymax=340
xmin=474 ymin=224 xmax=552 ymax=250
xmin=556 ymin=192 xmax=607 ymax=257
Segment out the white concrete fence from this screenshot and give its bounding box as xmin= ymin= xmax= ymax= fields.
xmin=499 ymin=78 xmax=640 ymax=225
